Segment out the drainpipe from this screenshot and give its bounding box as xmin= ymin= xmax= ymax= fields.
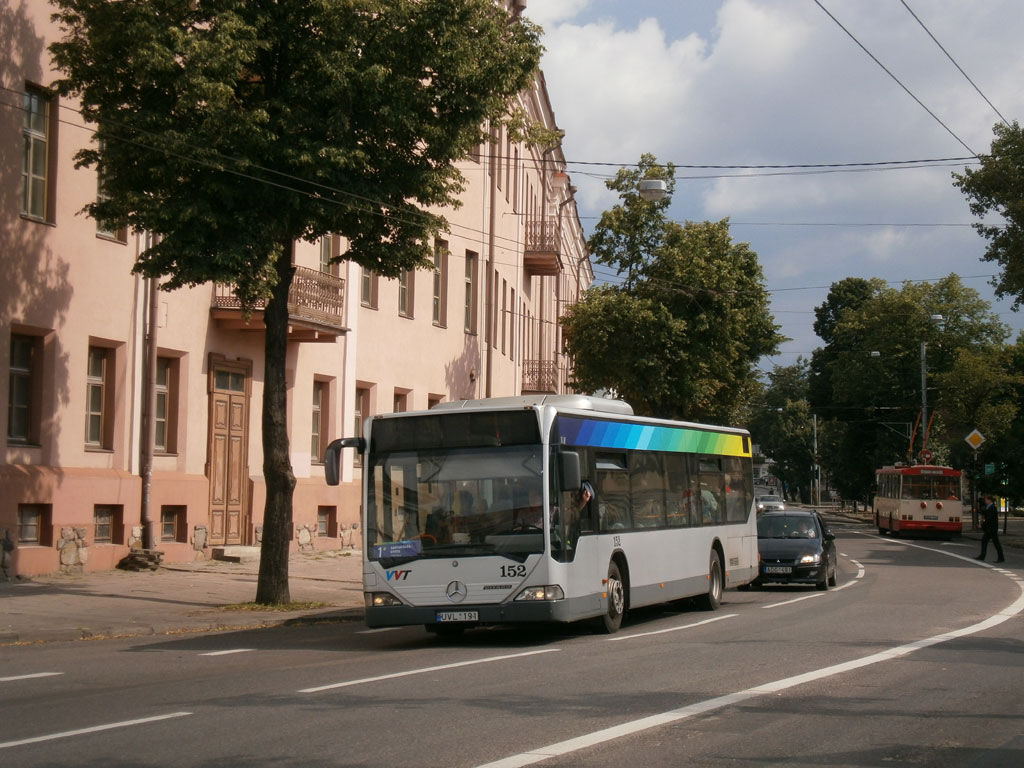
xmin=140 ymin=249 xmax=159 ymax=551
xmin=486 ymin=123 xmax=498 ymax=398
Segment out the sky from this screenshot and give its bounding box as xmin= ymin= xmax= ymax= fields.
xmin=523 ymin=0 xmax=1024 ymax=371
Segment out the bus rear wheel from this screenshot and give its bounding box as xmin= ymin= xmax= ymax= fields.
xmin=698 ymin=549 xmax=722 ymax=611
xmin=598 ymin=561 xmax=625 ymax=634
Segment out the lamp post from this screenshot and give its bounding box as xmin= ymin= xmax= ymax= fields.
xmin=919 ymin=314 xmax=944 ymax=457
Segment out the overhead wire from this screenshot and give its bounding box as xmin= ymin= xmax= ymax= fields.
xmin=812 ymin=0 xmax=977 ymax=157
xmin=898 ymin=0 xmax=1011 ymax=127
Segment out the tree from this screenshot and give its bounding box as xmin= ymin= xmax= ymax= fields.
xmin=810 ymin=275 xmax=1010 ymax=502
xmin=953 ymin=121 xmax=1024 ymax=307
xmin=50 ymin=0 xmax=541 ymax=603
xmin=562 ymin=156 xmax=783 ymax=424
xmin=745 ymin=360 xmax=816 ymax=502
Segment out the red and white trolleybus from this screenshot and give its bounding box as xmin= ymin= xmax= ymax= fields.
xmin=873 ymin=464 xmax=963 ymax=538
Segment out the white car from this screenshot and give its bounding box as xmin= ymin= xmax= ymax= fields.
xmin=756 ymin=494 xmax=786 ymax=513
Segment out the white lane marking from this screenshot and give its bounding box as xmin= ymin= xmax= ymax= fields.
xmin=762 ymin=593 xmax=823 ymax=609
xmin=357 ymin=627 xmax=405 ymax=634
xmin=0 ymin=712 xmax=192 ymax=750
xmin=298 ymin=648 xmax=560 ymax=693
xmin=476 ymin=555 xmax=1024 ymax=768
xmin=832 ymin=557 xmax=865 ymax=592
xmin=198 ymin=649 xmax=255 ymax=656
xmin=607 ymin=614 xmax=737 ymax=642
xmin=0 ymin=672 xmax=63 ymax=682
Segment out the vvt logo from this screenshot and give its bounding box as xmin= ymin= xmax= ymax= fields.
xmin=386 ymin=569 xmax=412 ymax=581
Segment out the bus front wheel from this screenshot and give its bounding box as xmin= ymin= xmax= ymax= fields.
xmin=698 ymin=549 xmax=723 ymax=611
xmin=599 ymin=561 xmax=626 ymax=634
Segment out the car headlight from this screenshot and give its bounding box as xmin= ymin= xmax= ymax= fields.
xmin=799 ymin=553 xmax=821 ymax=564
xmin=365 ymin=592 xmax=404 ymax=607
xmin=514 ymin=585 xmax=565 ymax=601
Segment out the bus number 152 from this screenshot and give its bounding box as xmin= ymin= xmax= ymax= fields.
xmin=500 ymin=565 xmax=527 ymax=578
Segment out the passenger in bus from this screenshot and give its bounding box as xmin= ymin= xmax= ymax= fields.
xmin=515 ymin=488 xmax=543 ymax=529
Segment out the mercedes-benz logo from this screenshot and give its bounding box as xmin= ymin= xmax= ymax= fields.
xmin=445 ymin=580 xmax=468 ymax=603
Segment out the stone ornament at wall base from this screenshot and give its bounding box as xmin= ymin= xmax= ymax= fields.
xmin=57 ymin=526 xmax=89 ymax=574
xmin=192 ymin=525 xmax=209 ymax=560
xmin=296 ymin=524 xmax=315 ymax=553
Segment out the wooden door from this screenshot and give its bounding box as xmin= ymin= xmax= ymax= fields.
xmin=208 ymin=360 xmax=250 ymax=546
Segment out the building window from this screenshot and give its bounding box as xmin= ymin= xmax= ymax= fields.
xmin=311 ymin=379 xmax=326 ymax=463
xmin=320 ymin=235 xmax=334 ymax=274
xmin=317 ymin=506 xmax=337 ymax=537
xmin=95 ymin=141 xmax=127 ymax=242
xmin=94 ymin=505 xmax=114 ymax=543
xmin=432 ymin=240 xmax=448 ymax=327
xmin=428 ymin=394 xmax=444 ymax=409
xmin=86 ymin=347 xmax=106 ymax=446
xmin=398 ymin=269 xmax=414 ymax=318
xmin=18 ymin=504 xmax=51 ymax=546
xmin=86 ymin=345 xmax=116 ymax=449
xmin=9 ymin=333 xmax=42 ymax=444
xmin=154 ymin=356 xmax=179 ymax=454
xmin=161 ymin=505 xmax=187 ymax=542
xmin=354 ymin=386 xmax=370 ymax=467
xmin=21 ymin=88 xmax=51 ymax=221
xmin=393 ymin=390 xmax=408 ymax=413
xmin=501 ymin=279 xmax=507 ymax=355
xmin=360 ymin=267 xmax=378 ymax=309
xmin=464 ymin=251 xmax=478 ymax=334
xmin=510 ymin=289 xmax=516 ymax=362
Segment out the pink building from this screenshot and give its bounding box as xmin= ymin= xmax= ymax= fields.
xmin=0 ymin=0 xmax=591 ymax=578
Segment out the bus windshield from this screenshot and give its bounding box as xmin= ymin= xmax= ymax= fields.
xmin=901 ymin=475 xmax=960 ymax=500
xmin=366 ymin=444 xmax=547 ymax=566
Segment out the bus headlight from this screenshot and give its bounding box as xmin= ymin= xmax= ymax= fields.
xmin=798 ymin=553 xmax=821 ymax=565
xmin=365 ymin=592 xmax=404 ymax=608
xmin=514 ymin=585 xmax=565 ymax=601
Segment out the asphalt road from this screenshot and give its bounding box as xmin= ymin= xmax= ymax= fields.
xmin=2 ymin=516 xmax=1021 ymax=768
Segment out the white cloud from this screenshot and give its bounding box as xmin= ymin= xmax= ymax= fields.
xmin=528 ymin=0 xmax=1024 ymax=356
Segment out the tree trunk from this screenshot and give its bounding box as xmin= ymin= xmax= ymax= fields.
xmin=256 ymin=243 xmax=296 ymax=605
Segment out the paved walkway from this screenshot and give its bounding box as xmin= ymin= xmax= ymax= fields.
xmin=2 ymin=513 xmax=1020 ymax=646
xmin=0 ymin=549 xmax=366 ymax=646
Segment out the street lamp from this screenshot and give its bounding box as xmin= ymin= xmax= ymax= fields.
xmin=638 ymin=178 xmax=668 ymax=201
xmin=919 ymin=314 xmax=944 ymax=459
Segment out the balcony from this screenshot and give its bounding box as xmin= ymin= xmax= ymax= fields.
xmin=524 ymin=220 xmax=561 ymax=276
xmin=521 ymin=360 xmax=560 ymax=394
xmin=211 ymin=266 xmax=348 ymax=343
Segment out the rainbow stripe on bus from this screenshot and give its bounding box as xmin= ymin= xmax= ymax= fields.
xmin=556 ymin=416 xmax=750 ymax=458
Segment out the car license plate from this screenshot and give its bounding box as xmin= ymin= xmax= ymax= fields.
xmin=436 ymin=611 xmax=478 ymax=623
xmin=764 ymin=565 xmax=791 ymax=574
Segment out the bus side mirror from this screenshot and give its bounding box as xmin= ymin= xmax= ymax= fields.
xmin=324 ymin=437 xmax=366 ymax=486
xmin=557 ymin=451 xmax=581 ymax=492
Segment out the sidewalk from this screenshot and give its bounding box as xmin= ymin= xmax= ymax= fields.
xmin=0 ymin=549 xmax=366 ymax=646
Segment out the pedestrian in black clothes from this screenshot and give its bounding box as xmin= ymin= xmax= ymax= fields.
xmin=976 ymin=495 xmax=1005 ymax=563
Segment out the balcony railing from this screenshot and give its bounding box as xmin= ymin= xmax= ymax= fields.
xmin=211 ymin=266 xmax=347 ymax=342
xmin=522 ymin=359 xmax=559 ymax=394
xmin=524 ymin=219 xmax=561 ymax=276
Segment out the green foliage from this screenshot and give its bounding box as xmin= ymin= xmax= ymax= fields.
xmin=746 ymin=360 xmax=815 ymax=501
xmin=810 ymin=275 xmax=1012 ymax=500
xmin=50 ymin=0 xmax=542 ymax=306
xmin=562 ymin=156 xmax=783 ymax=424
xmin=953 ymin=121 xmax=1024 ymax=309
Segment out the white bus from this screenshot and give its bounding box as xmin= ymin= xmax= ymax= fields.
xmin=324 ymin=395 xmax=758 ymax=634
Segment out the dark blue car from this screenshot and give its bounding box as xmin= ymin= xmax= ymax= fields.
xmin=755 ymin=510 xmax=837 ymax=590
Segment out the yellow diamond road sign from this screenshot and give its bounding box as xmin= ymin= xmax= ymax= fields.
xmin=965 ymin=429 xmax=985 ymax=449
